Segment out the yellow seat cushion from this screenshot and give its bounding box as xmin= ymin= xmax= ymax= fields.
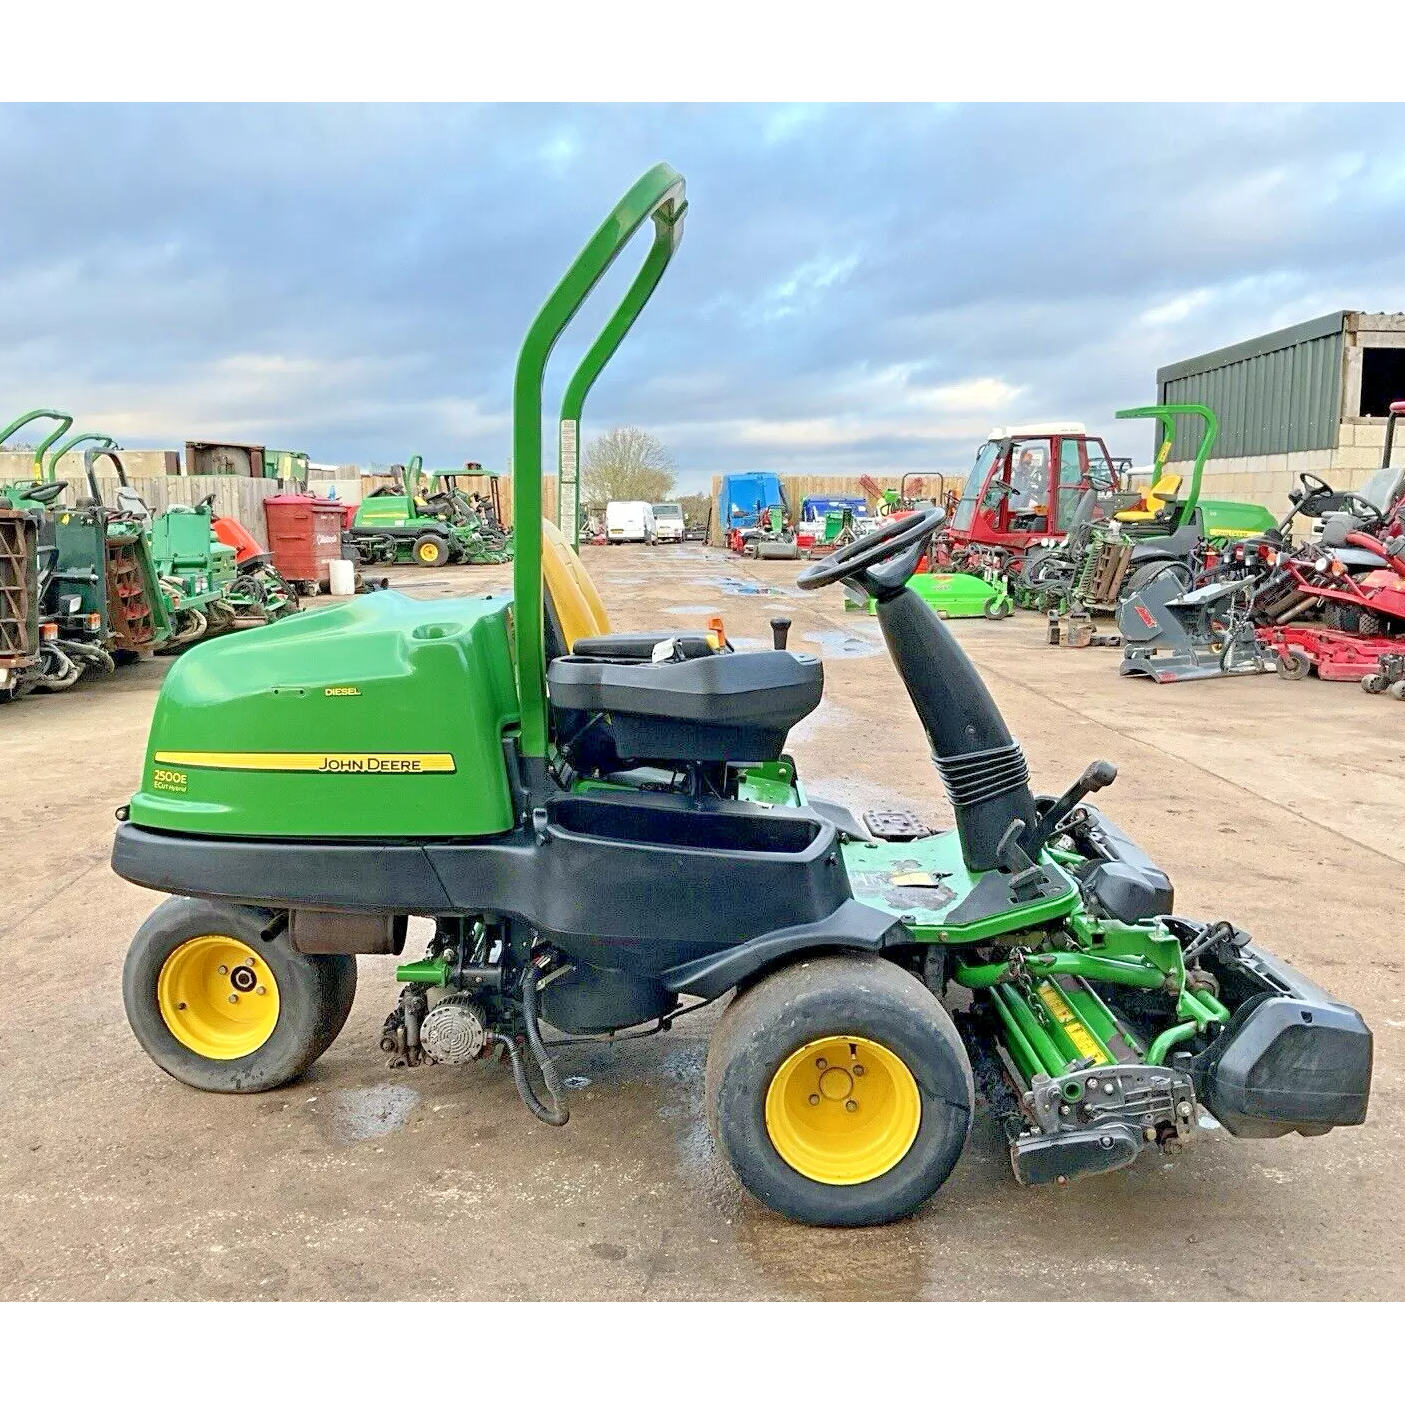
xmin=542 ymin=517 xmax=610 ymax=650
xmin=1116 ymin=472 xmax=1182 ymax=522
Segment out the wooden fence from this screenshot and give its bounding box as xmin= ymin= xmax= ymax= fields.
xmin=73 ymin=476 xmax=286 ymax=549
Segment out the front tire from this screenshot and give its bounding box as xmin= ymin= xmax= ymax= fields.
xmin=413 ymin=533 xmax=450 ymax=568
xmin=705 ymin=954 xmax=973 ymax=1227
xmin=123 ymin=897 xmax=355 ymax=1093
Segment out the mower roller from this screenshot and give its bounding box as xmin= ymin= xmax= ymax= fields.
xmin=112 ymin=165 xmax=1371 ymax=1228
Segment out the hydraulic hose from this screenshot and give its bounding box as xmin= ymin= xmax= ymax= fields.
xmin=492 ymin=963 xmax=570 ymax=1127
xmin=62 ymin=641 xmax=115 ymax=673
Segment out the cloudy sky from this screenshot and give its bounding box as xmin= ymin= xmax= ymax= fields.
xmin=3 ymin=103 xmax=1404 ymax=492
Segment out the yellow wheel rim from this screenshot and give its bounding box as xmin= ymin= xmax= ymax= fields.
xmin=157 ymin=936 xmax=280 ymax=1060
xmin=765 ymin=1035 xmax=921 ymax=1185
xmin=418 ymin=542 xmax=438 ymax=563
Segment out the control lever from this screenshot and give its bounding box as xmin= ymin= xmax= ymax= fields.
xmin=995 ymin=819 xmax=1047 ymax=899
xmin=1028 ymin=760 xmax=1117 ymax=854
xmin=770 ymin=616 xmax=792 ymax=650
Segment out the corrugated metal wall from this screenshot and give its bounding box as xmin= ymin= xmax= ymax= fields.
xmin=1156 ymin=313 xmax=1345 ymax=461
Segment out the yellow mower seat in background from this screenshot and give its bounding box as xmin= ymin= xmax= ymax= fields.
xmin=542 ymin=517 xmax=610 ymax=650
xmin=1115 ymin=472 xmax=1183 ymax=523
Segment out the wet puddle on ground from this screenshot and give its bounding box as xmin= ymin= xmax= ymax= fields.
xmin=686 ymin=575 xmax=802 ymax=598
xmin=801 ymin=627 xmax=885 ymax=660
xmin=329 ymin=1083 xmax=421 ymax=1144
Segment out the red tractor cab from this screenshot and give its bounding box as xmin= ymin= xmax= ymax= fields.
xmin=940 ymin=423 xmax=1126 ymax=565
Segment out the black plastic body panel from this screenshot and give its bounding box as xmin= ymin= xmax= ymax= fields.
xmin=113 ymin=786 xmax=861 ymax=982
xmin=547 ymin=649 xmax=822 ymax=762
xmin=571 ymin=632 xmax=716 ymax=661
xmin=1075 ymin=802 xmax=1175 ymax=921
xmin=1196 ymin=943 xmax=1372 ymax=1137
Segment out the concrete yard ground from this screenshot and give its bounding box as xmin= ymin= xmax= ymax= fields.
xmin=2 ymin=542 xmax=1402 ymax=1300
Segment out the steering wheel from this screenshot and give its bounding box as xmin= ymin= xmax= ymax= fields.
xmin=1298 ymin=471 xmax=1333 ymax=499
xmin=195 ymin=492 xmax=217 ymax=511
xmin=1342 ymin=492 xmax=1383 ymax=525
xmin=797 ymin=506 xmax=945 ymax=592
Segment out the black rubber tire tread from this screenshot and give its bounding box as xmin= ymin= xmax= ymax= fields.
xmin=413 ymin=533 xmax=449 ymax=567
xmin=123 ymin=896 xmax=348 ymax=1093
xmin=1123 ymin=558 xmax=1191 ymax=599
xmin=705 ymin=953 xmax=973 ymax=1227
xmin=1275 ymin=648 xmax=1312 ymax=681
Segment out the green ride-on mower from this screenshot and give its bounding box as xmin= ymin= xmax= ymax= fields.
xmin=352 ymin=458 xmax=511 ymax=568
xmin=1 ymin=429 xmax=170 ymax=694
xmin=112 ymin=166 xmax=1372 ymax=1228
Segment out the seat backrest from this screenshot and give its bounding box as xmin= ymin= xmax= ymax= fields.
xmin=542 ymin=517 xmax=611 ymax=650
xmin=1143 ymin=472 xmax=1182 ymax=510
xmin=1115 ymin=472 xmax=1183 ymax=522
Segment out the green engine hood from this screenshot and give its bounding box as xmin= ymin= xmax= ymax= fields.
xmin=130 ymin=590 xmax=521 ymax=840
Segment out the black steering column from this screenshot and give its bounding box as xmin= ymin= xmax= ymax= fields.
xmin=797 ymin=508 xmax=1038 ymax=873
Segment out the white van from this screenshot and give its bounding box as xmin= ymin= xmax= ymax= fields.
xmin=605 ymin=500 xmax=655 ymax=544
xmin=650 ymin=503 xmax=684 ymax=543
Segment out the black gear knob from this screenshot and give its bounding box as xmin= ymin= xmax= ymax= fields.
xmin=771 ymin=617 xmax=792 ymax=650
xmin=1080 ymin=760 xmax=1118 ymax=792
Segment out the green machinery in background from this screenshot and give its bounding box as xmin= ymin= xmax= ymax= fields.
xmin=1010 ymin=404 xmax=1283 ymax=616
xmin=42 ymin=426 xmax=238 ymax=650
xmin=0 ymin=410 xmax=171 ymax=697
xmin=351 ymin=456 xmax=512 ymax=567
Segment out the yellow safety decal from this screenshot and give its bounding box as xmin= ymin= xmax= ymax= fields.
xmin=154 ymin=751 xmax=455 ymax=774
xmin=1035 ymin=981 xmax=1110 ymax=1065
xmin=890 ymin=871 xmax=939 ymax=887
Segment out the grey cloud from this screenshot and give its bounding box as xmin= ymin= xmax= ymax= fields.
xmin=3 ymin=103 xmax=1404 ymax=489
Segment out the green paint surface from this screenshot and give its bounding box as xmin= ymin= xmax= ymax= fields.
xmin=130 ymin=590 xmax=521 ymax=838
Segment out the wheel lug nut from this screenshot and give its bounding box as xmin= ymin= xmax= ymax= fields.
xmin=228 ymin=993 xmax=239 ymax=1004
xmin=217 ymin=965 xmax=228 ymax=975
xmin=852 ymin=1065 xmax=865 ymax=1076
xmin=815 ymin=1057 xmax=827 ymax=1069
xmin=845 ymin=1099 xmax=857 ymax=1112
xmin=256 ymin=985 xmax=267 ymax=996
xmin=808 ymin=1094 xmax=820 ymax=1105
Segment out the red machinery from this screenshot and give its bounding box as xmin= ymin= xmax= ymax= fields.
xmin=936 ymin=424 xmax=1125 ymax=567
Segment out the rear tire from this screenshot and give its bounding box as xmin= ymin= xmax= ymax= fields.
xmin=705 ymin=954 xmax=973 ymax=1227
xmin=413 ymin=533 xmax=450 ymax=568
xmin=1362 ymin=672 xmax=1388 ymax=694
xmin=1274 ymin=647 xmax=1312 ymax=681
xmin=1390 ymin=679 xmax=1405 ymax=701
xmin=123 ymin=897 xmax=352 ymax=1093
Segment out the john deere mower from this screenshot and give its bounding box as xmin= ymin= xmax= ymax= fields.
xmin=112 ymin=166 xmax=1371 ymax=1228
xmin=352 ymin=458 xmax=511 ymax=567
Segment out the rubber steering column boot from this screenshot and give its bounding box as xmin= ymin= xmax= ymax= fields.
xmin=872 ymin=584 xmax=1036 ymax=872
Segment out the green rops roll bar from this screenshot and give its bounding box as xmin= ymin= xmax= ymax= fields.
xmin=1115 ymin=402 xmax=1219 ymax=529
xmin=556 ymin=194 xmax=682 ymax=549
xmin=512 ymin=163 xmax=687 ymax=759
xmin=0 ymin=408 xmax=76 ymax=481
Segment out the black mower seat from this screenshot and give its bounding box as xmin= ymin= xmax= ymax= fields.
xmin=571 ymin=632 xmax=718 ymax=662
xmin=548 ymin=649 xmax=823 ymax=762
